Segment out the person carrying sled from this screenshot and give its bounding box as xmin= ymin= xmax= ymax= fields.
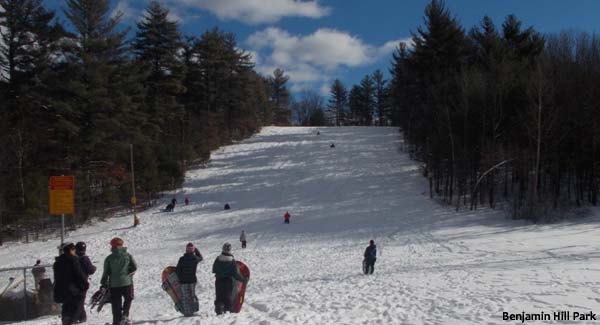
xmin=75 ymin=241 xmax=96 ymax=323
xmin=175 ymin=243 xmax=203 ymax=316
xmin=240 ymin=230 xmax=247 ymax=249
xmin=100 ymin=237 xmax=138 ymax=325
xmin=212 ymin=243 xmax=248 ymax=315
xmin=53 ymin=243 xmax=88 ymax=325
xmin=32 ymin=259 xmax=46 ymax=291
xmin=284 ymin=211 xmax=291 ymax=224
xmin=363 ymin=240 xmax=377 ymax=275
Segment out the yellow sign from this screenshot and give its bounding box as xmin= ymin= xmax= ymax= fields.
xmin=130 ymin=196 xmax=137 ymax=205
xmin=49 ymin=176 xmax=74 ymax=215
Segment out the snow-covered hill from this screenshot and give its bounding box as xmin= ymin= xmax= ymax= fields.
xmin=2 ymin=127 xmax=600 ymax=324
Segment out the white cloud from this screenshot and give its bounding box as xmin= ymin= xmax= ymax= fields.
xmin=112 ymin=0 xmax=138 ymax=21
xmin=247 ymin=27 xmax=408 ymax=94
xmin=176 ymin=0 xmax=330 ymax=24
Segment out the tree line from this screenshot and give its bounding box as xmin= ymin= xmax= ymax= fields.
xmin=0 ymin=0 xmax=292 ymax=234
xmin=387 ymin=0 xmax=600 ymax=221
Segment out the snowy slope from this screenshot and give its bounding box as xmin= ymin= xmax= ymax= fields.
xmin=2 ymin=126 xmax=600 ymax=324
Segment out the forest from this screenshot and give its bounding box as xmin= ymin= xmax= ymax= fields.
xmin=0 ymin=0 xmax=292 ymax=239
xmin=327 ymin=0 xmax=600 ymax=221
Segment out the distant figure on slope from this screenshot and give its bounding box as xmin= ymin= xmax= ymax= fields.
xmin=175 ymin=243 xmax=203 ymax=316
xmin=171 ymin=197 xmax=177 ymax=209
xmin=76 ymin=241 xmax=96 ymax=323
xmin=184 ymin=197 xmax=189 ymax=206
xmin=212 ymin=243 xmax=248 ymax=315
xmin=284 ymin=211 xmax=291 ymax=224
xmin=101 ymin=237 xmax=137 ymax=325
xmin=240 ymin=231 xmax=247 ymax=249
xmin=224 ymin=203 xmax=231 ymax=210
xmin=165 ymin=203 xmax=174 ymax=212
xmin=32 ymin=259 xmax=46 ymax=291
xmin=363 ymin=240 xmax=377 ymax=275
xmin=53 ymin=243 xmax=87 ymax=325
xmin=316 ymin=131 xmax=320 ymax=136
xmin=330 ymin=143 xmax=335 ymax=148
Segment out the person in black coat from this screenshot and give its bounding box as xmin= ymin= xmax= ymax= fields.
xmin=53 ymin=243 xmax=88 ymax=325
xmin=175 ymin=243 xmax=203 ymax=316
xmin=75 ymin=241 xmax=96 ymax=323
xmin=363 ymin=240 xmax=377 ymax=275
xmin=176 ymin=243 xmax=203 ymax=283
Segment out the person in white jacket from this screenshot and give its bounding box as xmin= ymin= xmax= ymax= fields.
xmin=239 ymin=231 xmax=247 ymax=249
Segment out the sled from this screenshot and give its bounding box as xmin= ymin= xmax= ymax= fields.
xmin=231 ymin=261 xmax=250 ymax=313
xmin=90 ymin=287 xmax=111 ymax=313
xmin=161 ymin=266 xmax=197 ymax=315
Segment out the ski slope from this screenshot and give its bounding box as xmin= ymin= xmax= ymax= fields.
xmin=2 ymin=126 xmax=600 ymax=324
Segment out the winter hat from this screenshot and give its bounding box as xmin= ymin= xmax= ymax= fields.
xmin=369 ymin=240 xmax=374 ymax=245
xmin=110 ymin=237 xmax=124 ymax=249
xmin=75 ymin=242 xmax=86 ymax=254
xmin=222 ymin=242 xmax=232 ymax=254
xmin=186 ymin=242 xmax=195 ymax=253
xmin=62 ymin=242 xmax=75 ymax=254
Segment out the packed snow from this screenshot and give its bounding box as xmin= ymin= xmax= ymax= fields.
xmin=2 ymin=126 xmax=600 ymax=324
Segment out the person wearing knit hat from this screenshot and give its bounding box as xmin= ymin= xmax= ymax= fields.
xmin=175 ymin=243 xmax=204 ymax=316
xmin=101 ymin=237 xmax=137 ymax=325
xmin=212 ymin=242 xmax=247 ymax=315
xmin=75 ymin=242 xmax=96 ymax=323
xmin=53 ymin=242 xmax=87 ymax=325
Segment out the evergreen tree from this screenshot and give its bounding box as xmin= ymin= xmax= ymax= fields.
xmin=269 ymin=68 xmax=292 ymax=125
xmin=359 ymin=75 xmax=375 ymax=125
xmin=327 ymin=79 xmax=347 ymax=126
xmin=372 ymin=70 xmax=389 ymax=126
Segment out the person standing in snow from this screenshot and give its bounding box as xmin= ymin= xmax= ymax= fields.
xmin=75 ymin=242 xmax=96 ymax=323
xmin=100 ymin=237 xmax=137 ymax=325
xmin=53 ymin=243 xmax=87 ymax=325
xmin=363 ymin=240 xmax=377 ymax=275
xmin=224 ymin=203 xmax=231 ymax=210
xmin=175 ymin=243 xmax=203 ymax=316
xmin=184 ymin=197 xmax=189 ymax=206
xmin=239 ymin=231 xmax=247 ymax=249
xmin=284 ymin=211 xmax=291 ymax=224
xmin=212 ymin=243 xmax=248 ymax=315
xmin=32 ymin=259 xmax=46 ymax=291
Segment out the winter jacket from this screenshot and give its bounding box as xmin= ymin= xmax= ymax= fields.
xmin=78 ymin=254 xmax=96 ymax=289
xmin=176 ymin=250 xmax=203 ymax=284
xmin=240 ymin=232 xmax=246 ymax=242
xmin=212 ymin=253 xmax=246 ymax=282
xmin=53 ymin=254 xmax=87 ymax=303
xmin=100 ymin=247 xmax=137 ymax=288
xmin=284 ymin=212 xmax=290 ymax=221
xmin=364 ymin=244 xmax=377 ymax=262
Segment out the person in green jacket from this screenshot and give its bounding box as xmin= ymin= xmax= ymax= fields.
xmin=212 ymin=243 xmax=247 ymax=315
xmin=100 ymin=237 xmax=137 ymax=325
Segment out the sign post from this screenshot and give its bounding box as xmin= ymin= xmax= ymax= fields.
xmin=49 ymin=176 xmax=74 ymax=249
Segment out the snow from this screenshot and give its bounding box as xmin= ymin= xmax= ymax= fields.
xmin=2 ymin=126 xmax=600 ymax=324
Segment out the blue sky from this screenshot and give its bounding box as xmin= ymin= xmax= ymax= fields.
xmin=44 ymin=0 xmax=600 ymax=97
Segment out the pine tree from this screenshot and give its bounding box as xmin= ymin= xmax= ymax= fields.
xmin=0 ymin=0 xmax=63 ymax=214
xmin=269 ymin=68 xmax=292 ymax=125
xmin=327 ymin=79 xmax=347 ymax=126
xmin=133 ymin=1 xmax=188 ymax=183
xmin=359 ymin=75 xmax=375 ymax=125
xmin=372 ymin=70 xmax=389 ymax=126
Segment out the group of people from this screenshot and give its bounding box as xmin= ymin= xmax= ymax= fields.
xmin=51 ymin=236 xmax=251 ymax=325
xmin=165 ymin=197 xmax=190 ymax=212
xmin=53 ymin=242 xmax=98 ymax=325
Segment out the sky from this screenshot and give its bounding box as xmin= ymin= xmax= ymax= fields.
xmin=43 ymin=0 xmax=600 ymax=98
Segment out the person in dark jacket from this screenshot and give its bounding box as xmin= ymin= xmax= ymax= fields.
xmin=175 ymin=243 xmax=203 ymax=316
xmin=100 ymin=237 xmax=137 ymax=325
xmin=53 ymin=243 xmax=87 ymax=325
xmin=224 ymin=203 xmax=231 ymax=210
xmin=212 ymin=243 xmax=247 ymax=315
xmin=363 ymin=240 xmax=377 ymax=275
xmin=75 ymin=241 xmax=96 ymax=323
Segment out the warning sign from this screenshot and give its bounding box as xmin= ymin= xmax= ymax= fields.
xmin=49 ymin=176 xmax=74 ymax=215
